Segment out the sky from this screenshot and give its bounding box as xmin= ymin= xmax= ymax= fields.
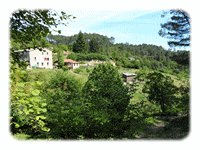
xmin=53 ymin=10 xmax=172 ymax=50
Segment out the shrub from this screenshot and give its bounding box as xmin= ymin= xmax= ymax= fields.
xmin=74 ymin=68 xmax=82 ymax=74
xmin=131 ymin=60 xmax=140 ymax=69
xmin=142 ymin=71 xmax=177 ymax=114
xmin=62 ymin=66 xmax=69 ymax=71
xmin=116 ymin=61 xmax=123 ymax=67
xmin=42 ymin=70 xmax=86 ymax=139
xmin=67 ymin=53 xmax=108 ymax=61
xmin=10 ymin=80 xmax=49 ymax=135
xmin=86 ymin=67 xmax=91 ymax=73
xmin=82 ymin=63 xmax=131 ymax=138
xmin=77 ymin=53 xmax=86 ymax=61
xmin=67 ymin=53 xmax=77 ymax=61
xmin=79 ymin=61 xmax=85 ymax=64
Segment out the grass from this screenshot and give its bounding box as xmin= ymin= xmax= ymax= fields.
xmin=72 ymin=66 xmax=95 ymax=84
xmin=12 ymin=133 xmax=31 ymax=140
xmin=118 ymin=67 xmax=138 ymax=75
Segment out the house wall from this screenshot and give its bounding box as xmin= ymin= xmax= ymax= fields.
xmin=72 ymin=63 xmax=79 ymax=70
xmin=29 ymin=48 xmax=53 ymax=69
xmin=64 ymin=62 xmax=72 ymax=68
xmin=64 ymin=62 xmax=79 ymax=70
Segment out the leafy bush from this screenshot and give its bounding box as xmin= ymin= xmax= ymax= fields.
xmin=67 ymin=53 xmax=77 ymax=61
xmin=86 ymin=53 xmax=108 ymax=61
xmin=116 ymin=61 xmax=123 ymax=67
xmin=10 ymin=78 xmax=49 ymax=135
xmin=67 ymin=53 xmax=108 ymax=61
xmin=42 ymin=70 xmax=86 ymax=139
xmin=131 ymin=60 xmax=140 ymax=69
xmin=142 ymin=71 xmax=177 ymax=114
xmin=86 ymin=67 xmax=91 ymax=73
xmin=79 ymin=61 xmax=85 ymax=64
xmin=74 ymin=68 xmax=82 ymax=74
xmin=76 ymin=53 xmax=87 ymax=60
xmin=62 ymin=66 xmax=69 ymax=71
xmin=82 ymin=63 xmax=131 ymax=138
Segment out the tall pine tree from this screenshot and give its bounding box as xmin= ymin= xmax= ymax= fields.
xmin=159 ymin=10 xmax=190 ymax=49
xmin=73 ymin=31 xmax=87 ymax=53
xmin=89 ymin=37 xmax=99 ymax=53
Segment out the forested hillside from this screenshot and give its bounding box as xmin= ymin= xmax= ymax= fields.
xmin=44 ymin=32 xmax=189 ymax=76
xmin=46 ymin=33 xmax=189 ymax=66
xmin=10 ymin=9 xmax=190 ymax=140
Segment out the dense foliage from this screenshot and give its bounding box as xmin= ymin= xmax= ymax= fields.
xmin=67 ymin=53 xmax=108 ymax=61
xmin=142 ymin=72 xmax=177 ymax=114
xmin=57 ymin=48 xmax=64 ymax=68
xmin=89 ymin=37 xmax=100 ymax=53
xmin=10 ymin=70 xmax=49 ymax=135
xmin=10 ymin=10 xmax=73 ymax=45
xmin=46 ymin=32 xmax=189 ymax=70
xmin=72 ymin=31 xmax=87 ymax=53
xmin=82 ymin=63 xmax=131 ymax=138
xmin=42 ymin=70 xmax=86 ymax=139
xmin=46 ymin=32 xmax=113 ymax=47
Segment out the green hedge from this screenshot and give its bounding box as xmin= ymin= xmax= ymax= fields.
xmin=67 ymin=53 xmax=108 ymax=61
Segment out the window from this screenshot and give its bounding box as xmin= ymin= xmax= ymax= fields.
xmin=47 ymin=52 xmax=48 ymax=55
xmin=42 ymin=63 xmax=44 ymax=66
xmin=47 ymin=62 xmax=49 ymax=66
xmin=47 ymin=58 xmax=49 ymax=61
xmin=42 ymin=52 xmax=43 ymax=55
xmin=44 ymin=58 xmax=46 ymax=61
xmin=34 ymin=57 xmax=36 ymax=60
xmin=37 ymin=62 xmax=39 ymax=66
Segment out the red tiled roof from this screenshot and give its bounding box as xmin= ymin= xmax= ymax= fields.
xmin=64 ymin=59 xmax=79 ymax=63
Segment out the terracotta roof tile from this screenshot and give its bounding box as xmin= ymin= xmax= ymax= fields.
xmin=64 ymin=59 xmax=79 ymax=63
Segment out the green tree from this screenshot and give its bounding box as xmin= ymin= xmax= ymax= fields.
xmin=10 ymin=9 xmax=75 ymax=137
xmin=159 ymin=10 xmax=190 ymax=49
xmin=42 ymin=70 xmax=86 ymax=139
xmin=109 ymin=36 xmax=115 ymax=45
xmin=10 ymin=78 xmax=49 ymax=134
xmin=58 ymin=43 xmax=68 ymax=51
xmin=73 ymin=31 xmax=87 ymax=53
xmin=10 ymin=9 xmax=75 ymax=70
xmin=10 ymin=9 xmax=75 ymax=48
xmin=40 ymin=38 xmax=50 ymax=48
xmin=142 ymin=72 xmax=176 ymax=114
xmin=57 ymin=48 xmax=64 ymax=68
xmin=89 ymin=37 xmax=100 ymax=53
xmin=82 ymin=63 xmax=131 ymax=138
xmin=68 ymin=43 xmax=73 ymax=51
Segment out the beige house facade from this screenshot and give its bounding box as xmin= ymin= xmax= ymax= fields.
xmin=15 ymin=48 xmax=53 ymax=69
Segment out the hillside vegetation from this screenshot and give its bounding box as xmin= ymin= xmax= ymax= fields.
xmin=10 ymin=31 xmax=189 ymax=140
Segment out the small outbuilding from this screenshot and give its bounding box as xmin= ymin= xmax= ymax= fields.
xmin=54 ymin=59 xmax=79 ymax=70
xmin=122 ymin=73 xmax=137 ymax=83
